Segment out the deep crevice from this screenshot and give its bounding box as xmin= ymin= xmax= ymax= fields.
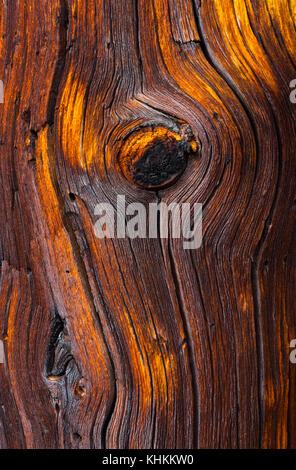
xmin=166 ymin=238 xmax=199 ymax=449
xmin=46 ymin=0 xmax=69 ymax=125
xmin=191 ymin=0 xmax=264 ymax=446
xmin=45 ymin=309 xmax=73 ymax=379
xmin=192 ymin=0 xmax=286 ymax=447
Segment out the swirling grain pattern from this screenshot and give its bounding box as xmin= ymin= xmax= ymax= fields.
xmin=0 ymin=0 xmax=295 ymax=449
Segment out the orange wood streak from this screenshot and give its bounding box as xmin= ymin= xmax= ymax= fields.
xmin=0 ymin=0 xmax=295 ymax=450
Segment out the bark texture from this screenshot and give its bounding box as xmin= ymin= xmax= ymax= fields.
xmin=0 ymin=0 xmax=296 ymax=449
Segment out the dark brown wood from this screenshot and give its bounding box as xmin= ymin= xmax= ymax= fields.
xmin=0 ymin=0 xmax=296 ymax=449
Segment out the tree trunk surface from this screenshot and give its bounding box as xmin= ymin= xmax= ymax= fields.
xmin=0 ymin=0 xmax=296 ymax=449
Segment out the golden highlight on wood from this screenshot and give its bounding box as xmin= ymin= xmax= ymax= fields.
xmin=0 ymin=0 xmax=295 ymax=450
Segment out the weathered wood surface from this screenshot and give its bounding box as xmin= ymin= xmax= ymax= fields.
xmin=0 ymin=0 xmax=296 ymax=449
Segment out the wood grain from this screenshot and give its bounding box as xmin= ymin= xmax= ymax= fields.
xmin=0 ymin=0 xmax=295 ymax=449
